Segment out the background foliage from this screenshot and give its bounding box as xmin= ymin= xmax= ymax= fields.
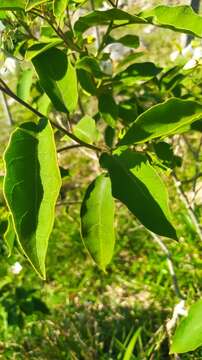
xmin=0 ymin=0 xmax=202 ymax=359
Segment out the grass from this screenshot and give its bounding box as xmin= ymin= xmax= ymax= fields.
xmin=0 ymin=2 xmax=202 ymax=357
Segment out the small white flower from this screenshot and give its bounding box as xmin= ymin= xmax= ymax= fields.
xmin=170 ymin=50 xmax=180 ymax=62
xmin=10 ymin=262 xmax=22 ymax=275
xmin=105 ymin=43 xmax=128 ymax=61
xmin=0 ymin=57 xmax=17 ymax=76
xmin=143 ymin=25 xmax=154 ymax=34
xmin=182 ymin=44 xmax=193 ymax=57
xmin=99 ymin=1 xmax=111 ymax=10
xmin=100 ymin=59 xmax=113 ymax=75
xmin=193 ymin=47 xmax=202 ymax=60
xmin=183 ymin=58 xmax=197 ymax=70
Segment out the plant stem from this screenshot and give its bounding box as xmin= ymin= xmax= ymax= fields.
xmin=173 ymin=173 xmax=202 ymax=242
xmin=0 ymin=91 xmax=13 ymax=125
xmin=150 ymin=232 xmax=183 ymax=300
xmin=30 ymin=10 xmax=81 ymax=52
xmin=57 ymin=144 xmax=84 ymax=153
xmin=0 ymin=79 xmax=102 ymax=153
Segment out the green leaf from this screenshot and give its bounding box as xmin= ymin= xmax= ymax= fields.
xmin=98 ymin=92 xmax=118 ymax=128
xmin=153 ymin=142 xmax=182 ymax=169
xmin=170 ymin=300 xmax=202 ymax=354
xmin=53 ymin=0 xmax=69 ymax=18
xmin=100 ymin=150 xmax=177 ymax=239
xmin=123 ymin=327 xmax=142 ymax=360
xmin=32 ymin=48 xmax=78 ymax=113
xmin=104 ymin=126 xmax=115 ymax=148
xmin=76 ymin=56 xmax=104 ymax=79
xmin=74 ymin=115 xmax=99 ymax=144
xmin=65 ymin=58 xmax=78 ymax=113
xmin=25 ymin=0 xmax=49 ymax=11
xmin=17 ymin=68 xmax=33 ymax=102
xmin=114 ymin=62 xmax=162 ymax=85
xmin=107 ymin=34 xmax=140 ymax=49
xmin=25 ymin=40 xmax=62 ymax=60
xmin=74 ymin=9 xmax=146 ymax=33
xmin=119 ymin=98 xmax=202 ymax=146
xmin=0 ymin=0 xmax=25 ymax=9
xmin=0 ymin=10 xmax=8 ymax=18
xmin=118 ymin=100 xmax=138 ymax=125
xmin=80 ymin=174 xmax=115 ymax=271
xmin=37 ymin=93 xmax=51 ymax=116
xmin=4 ymin=215 xmax=16 ymax=257
xmin=77 ymin=69 xmax=97 ymax=95
xmin=3 ymin=118 xmax=61 ymax=279
xmin=141 ymin=5 xmax=202 ymax=38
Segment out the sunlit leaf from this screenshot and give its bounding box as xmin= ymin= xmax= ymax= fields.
xmin=25 ymin=40 xmax=62 ymax=60
xmin=74 ymin=9 xmax=146 ymax=33
xmin=0 ymin=0 xmax=25 ymax=9
xmin=32 ymin=48 xmax=78 ymax=113
xmin=74 ymin=116 xmax=99 ymax=144
xmin=80 ymin=174 xmax=115 ymax=271
xmin=53 ymin=0 xmax=69 ymax=18
xmin=3 ymin=118 xmax=61 ymax=278
xmin=170 ymin=300 xmax=202 ymax=354
xmin=141 ymin=5 xmax=202 ymax=38
xmin=119 ymin=98 xmax=202 ymax=146
xmin=25 ymin=0 xmax=49 ymax=11
xmin=4 ymin=214 xmax=16 ymax=257
xmin=17 ymin=68 xmax=33 ymax=102
xmin=100 ymin=150 xmax=177 ymax=239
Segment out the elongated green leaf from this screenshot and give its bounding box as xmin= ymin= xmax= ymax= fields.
xmin=3 ymin=118 xmax=61 ymax=278
xmin=74 ymin=116 xmax=99 ymax=144
xmin=53 ymin=0 xmax=69 ymax=18
xmin=80 ymin=174 xmax=115 ymax=271
xmin=100 ymin=150 xmax=177 ymax=239
xmin=98 ymin=92 xmax=118 ymax=128
xmin=119 ymin=98 xmax=202 ymax=146
xmin=114 ymin=62 xmax=162 ymax=85
xmin=4 ymin=215 xmax=16 ymax=257
xmin=17 ymin=68 xmax=33 ymax=102
xmin=123 ymin=327 xmax=142 ymax=360
xmin=25 ymin=0 xmax=49 ymax=11
xmin=107 ymin=34 xmax=140 ymax=49
xmin=37 ymin=93 xmax=50 ymax=116
xmin=141 ymin=5 xmax=202 ymax=38
xmin=76 ymin=56 xmax=104 ymax=79
xmin=32 ymin=48 xmax=78 ymax=113
xmin=0 ymin=0 xmax=25 ymax=9
xmin=77 ymin=69 xmax=97 ymax=95
xmin=25 ymin=39 xmax=62 ymax=60
xmin=0 ymin=10 xmax=7 ymax=19
xmin=74 ymin=9 xmax=146 ymax=33
xmin=65 ymin=58 xmax=78 ymax=112
xmin=170 ymin=300 xmax=202 ymax=354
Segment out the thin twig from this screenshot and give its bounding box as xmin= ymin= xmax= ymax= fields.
xmin=57 ymin=144 xmax=84 ymax=153
xmin=150 ymin=232 xmax=183 ymax=300
xmin=90 ymin=0 xmax=101 ymax=48
xmin=0 ymin=79 xmax=102 ymax=153
xmin=173 ymin=173 xmax=202 ymax=242
xmin=0 ymin=91 xmax=13 ymax=125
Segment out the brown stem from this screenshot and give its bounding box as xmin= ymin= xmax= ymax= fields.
xmin=0 ymin=79 xmax=102 ymax=153
xmin=57 ymin=144 xmax=84 ymax=153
